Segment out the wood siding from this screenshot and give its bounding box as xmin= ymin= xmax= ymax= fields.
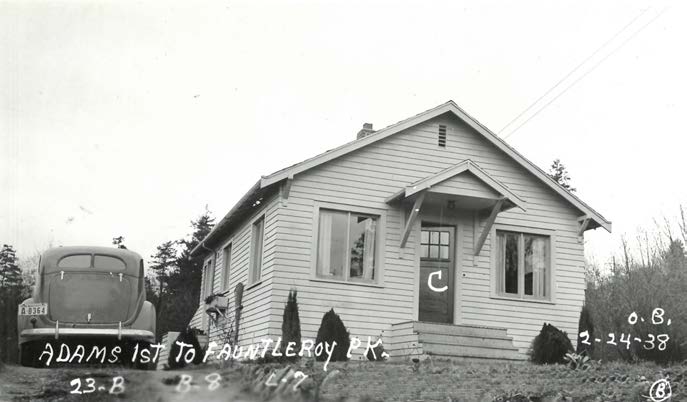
xmin=189 ymin=193 xmax=281 ymax=348
xmin=272 ymin=113 xmax=586 ymax=355
xmin=430 ymin=171 xmax=500 ymax=200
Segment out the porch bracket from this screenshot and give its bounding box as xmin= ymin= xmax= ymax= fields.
xmin=280 ymin=175 xmax=294 ymax=206
xmin=578 ymin=216 xmax=591 ymax=236
xmin=400 ymin=191 xmax=426 ymax=248
xmin=474 ymin=198 xmax=505 ymax=256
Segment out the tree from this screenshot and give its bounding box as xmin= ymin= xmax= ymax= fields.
xmin=0 ymin=244 xmax=22 ymax=289
xmin=663 ymin=239 xmax=686 ymax=274
xmin=281 ymin=289 xmax=302 ymax=360
xmin=149 ymin=241 xmax=178 ymax=337
xmin=112 ymin=236 xmax=127 ymax=249
xmin=576 ymin=304 xmax=594 ymax=355
xmin=548 ymin=159 xmax=576 ymax=193
xmin=154 ymin=208 xmax=215 ymax=337
xmin=18 ymin=251 xmax=40 ymax=300
xmin=0 ymin=244 xmax=26 ymax=363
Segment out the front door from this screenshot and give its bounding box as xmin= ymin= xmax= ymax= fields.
xmin=419 ymin=225 xmax=455 ymax=323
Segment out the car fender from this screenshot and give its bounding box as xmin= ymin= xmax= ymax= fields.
xmin=130 ymin=300 xmax=156 ymax=338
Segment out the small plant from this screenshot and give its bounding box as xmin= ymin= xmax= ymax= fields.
xmin=204 ymin=294 xmax=217 ymax=305
xmin=529 ymin=323 xmax=574 ymax=364
xmin=366 ymin=332 xmax=387 ymax=361
xmin=314 ymin=308 xmax=350 ymax=362
xmin=564 ymin=352 xmax=591 ymax=370
xmin=305 ymin=368 xmax=340 ymax=401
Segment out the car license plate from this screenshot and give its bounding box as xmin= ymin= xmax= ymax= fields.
xmin=19 ymin=303 xmax=48 ymax=316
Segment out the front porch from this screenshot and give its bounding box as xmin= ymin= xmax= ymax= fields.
xmin=386 ymin=321 xmax=526 ymax=361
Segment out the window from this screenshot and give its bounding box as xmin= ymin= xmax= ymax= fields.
xmin=58 ymin=254 xmax=91 ymax=268
xmin=222 ymin=243 xmax=232 ymax=290
xmin=93 ymin=255 xmax=126 ymax=271
xmin=202 ymin=258 xmax=214 ymax=300
xmin=420 ymin=229 xmax=450 ymax=259
xmin=250 ymin=217 xmax=264 ymax=283
xmin=316 ymin=209 xmax=378 ymax=282
xmin=495 ymin=230 xmax=550 ymax=299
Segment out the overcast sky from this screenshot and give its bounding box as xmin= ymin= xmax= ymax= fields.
xmin=1 ymin=0 xmax=684 ymax=268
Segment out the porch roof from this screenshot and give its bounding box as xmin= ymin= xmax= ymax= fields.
xmin=385 ymin=159 xmax=527 ymax=212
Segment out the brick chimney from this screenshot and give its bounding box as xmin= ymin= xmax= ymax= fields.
xmin=356 ymin=123 xmax=375 ymax=139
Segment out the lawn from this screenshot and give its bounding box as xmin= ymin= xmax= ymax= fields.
xmin=238 ymin=358 xmax=686 ymax=402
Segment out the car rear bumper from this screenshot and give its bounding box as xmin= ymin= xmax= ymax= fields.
xmin=21 ymin=328 xmax=155 ymax=342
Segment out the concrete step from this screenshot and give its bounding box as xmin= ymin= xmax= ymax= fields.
xmin=413 ymin=321 xmax=510 ymax=339
xmin=418 ymin=333 xmax=518 ymax=351
xmin=422 ymin=343 xmax=526 ymax=361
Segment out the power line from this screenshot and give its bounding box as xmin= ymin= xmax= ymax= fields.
xmin=501 ymin=7 xmax=666 ymax=140
xmin=497 ymin=7 xmax=651 ymax=135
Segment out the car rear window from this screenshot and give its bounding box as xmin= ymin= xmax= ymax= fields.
xmin=94 ymin=255 xmax=127 ymax=271
xmin=57 ymin=254 xmax=92 ymax=268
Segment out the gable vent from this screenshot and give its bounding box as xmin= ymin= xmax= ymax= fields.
xmin=438 ymin=125 xmax=447 ymax=147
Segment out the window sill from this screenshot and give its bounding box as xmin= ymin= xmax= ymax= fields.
xmin=490 ymin=294 xmax=555 ymax=305
xmin=309 ymin=277 xmax=384 ymax=289
xmin=245 ymin=280 xmax=263 ymax=291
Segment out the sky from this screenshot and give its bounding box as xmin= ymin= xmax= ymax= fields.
xmin=1 ymin=0 xmax=685 ymax=269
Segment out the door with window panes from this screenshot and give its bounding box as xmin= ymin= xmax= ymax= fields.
xmin=419 ymin=225 xmax=455 ymax=323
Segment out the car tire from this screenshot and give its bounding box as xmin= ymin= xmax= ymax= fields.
xmin=20 ymin=341 xmax=43 ymax=368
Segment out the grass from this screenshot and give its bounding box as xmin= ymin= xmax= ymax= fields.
xmin=237 ymin=357 xmax=687 ymax=402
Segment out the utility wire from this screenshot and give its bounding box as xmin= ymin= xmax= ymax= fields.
xmin=497 ymin=7 xmax=651 ymax=135
xmin=501 ymin=7 xmax=665 ymax=140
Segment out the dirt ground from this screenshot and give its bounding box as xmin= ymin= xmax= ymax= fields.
xmin=1 ymin=359 xmax=686 ymax=402
xmin=0 ymin=363 xmax=258 ymax=402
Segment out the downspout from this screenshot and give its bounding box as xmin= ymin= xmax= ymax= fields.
xmin=189 ymin=241 xmax=213 ymax=261
xmin=197 ymin=240 xmax=233 ymax=297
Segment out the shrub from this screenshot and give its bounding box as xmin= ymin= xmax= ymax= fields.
xmin=314 ymin=308 xmax=350 ymax=362
xmin=576 ymin=304 xmax=594 ymax=355
xmin=366 ymin=336 xmax=386 ymax=361
xmin=281 ymin=289 xmax=301 ymax=361
xmin=529 ymin=323 xmax=574 ymax=364
xmin=168 ymin=327 xmax=205 ymax=369
xmin=584 ymin=231 xmax=687 ymax=364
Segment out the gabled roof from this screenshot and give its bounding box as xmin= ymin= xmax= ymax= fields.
xmin=260 ymin=100 xmax=611 ymax=232
xmin=192 ymin=100 xmax=611 ymax=256
xmin=385 ymin=159 xmax=528 ymax=212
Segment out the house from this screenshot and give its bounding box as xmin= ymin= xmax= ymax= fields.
xmin=187 ymin=100 xmax=611 ymax=360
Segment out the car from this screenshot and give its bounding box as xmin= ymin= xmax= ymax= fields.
xmin=17 ymin=246 xmax=156 ymax=368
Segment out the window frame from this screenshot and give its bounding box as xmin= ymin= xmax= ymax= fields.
xmin=490 ymin=224 xmax=556 ymax=304
xmin=310 ymin=201 xmax=386 ymax=287
xmin=221 ymin=241 xmax=233 ymax=292
xmin=201 ymin=256 xmax=215 ymax=302
xmin=249 ymin=215 xmax=265 ymax=285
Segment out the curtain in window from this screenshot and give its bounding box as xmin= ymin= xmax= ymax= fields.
xmin=531 ymin=237 xmax=547 ymax=296
xmin=496 ymin=232 xmax=506 ymax=293
xmin=317 ymin=212 xmax=333 ymax=276
xmin=204 ymin=261 xmax=214 ymax=298
xmin=362 ymin=218 xmax=376 ymax=280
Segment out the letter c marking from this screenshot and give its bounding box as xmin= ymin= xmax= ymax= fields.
xmin=428 ymin=270 xmax=448 ymax=293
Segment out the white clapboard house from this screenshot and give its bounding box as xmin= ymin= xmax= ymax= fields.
xmin=187 ymin=101 xmax=611 ymax=360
